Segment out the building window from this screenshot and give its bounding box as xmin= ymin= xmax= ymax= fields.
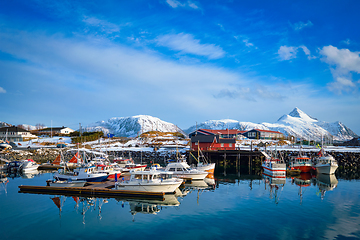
xmin=229 ymin=143 xmax=232 ymax=147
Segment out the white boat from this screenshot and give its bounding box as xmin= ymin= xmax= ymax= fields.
xmin=46 ymin=178 xmax=87 ymax=187
xmin=164 ymin=161 xmax=208 ymax=180
xmin=190 ymin=150 xmax=216 ymax=174
xmin=20 ymin=159 xmax=39 ymax=172
xmin=54 ymin=166 xmax=109 ymax=182
xmin=115 ymin=169 xmax=183 ymax=193
xmin=0 ymin=141 xmax=12 ymax=150
xmin=314 ymin=148 xmax=338 ymax=175
xmin=261 ymin=152 xmax=286 ymax=178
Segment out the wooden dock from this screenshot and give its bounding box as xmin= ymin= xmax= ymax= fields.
xmin=18 ymin=181 xmax=165 ymax=200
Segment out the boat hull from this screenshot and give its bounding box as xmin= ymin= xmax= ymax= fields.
xmin=55 ymin=174 xmax=108 ymax=182
xmin=196 ymin=163 xmax=215 ymax=173
xmin=291 ymin=165 xmax=313 ymax=173
xmin=115 ymin=181 xmax=183 ymax=193
xmin=47 ymin=180 xmax=87 ymax=187
xmin=172 ymin=172 xmax=208 ymax=180
xmin=316 ymin=164 xmax=338 ymax=175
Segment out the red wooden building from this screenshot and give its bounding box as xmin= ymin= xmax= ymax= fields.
xmin=190 ymin=129 xmax=237 ymax=151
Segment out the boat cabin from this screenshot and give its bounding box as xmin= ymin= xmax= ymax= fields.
xmin=130 ymin=171 xmax=174 ymax=182
xmin=165 ymin=162 xmax=192 ymax=172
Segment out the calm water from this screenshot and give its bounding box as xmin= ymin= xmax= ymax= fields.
xmin=1 ymin=170 xmax=359 ymax=240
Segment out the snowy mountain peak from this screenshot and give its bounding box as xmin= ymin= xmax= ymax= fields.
xmin=288 ymin=107 xmax=317 ymax=121
xmin=87 ymin=115 xmax=185 ymax=138
xmin=278 ymin=108 xmax=317 ymax=123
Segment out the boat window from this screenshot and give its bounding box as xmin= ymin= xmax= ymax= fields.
xmin=134 ymin=174 xmax=142 ymax=180
xmin=176 ymin=168 xmax=183 ymax=171
xmin=168 ymin=168 xmax=176 ymax=171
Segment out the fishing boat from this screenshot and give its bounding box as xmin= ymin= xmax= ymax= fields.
xmin=164 ymin=160 xmax=208 ymax=180
xmin=313 ymin=146 xmax=338 ymax=175
xmin=54 ymin=166 xmax=109 ymax=182
xmin=261 ymin=152 xmax=286 ymax=178
xmin=115 ymin=168 xmax=183 ymax=193
xmin=288 ymin=147 xmax=313 ymax=173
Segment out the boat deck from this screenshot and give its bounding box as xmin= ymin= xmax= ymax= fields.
xmin=18 ymin=180 xmax=165 ymax=200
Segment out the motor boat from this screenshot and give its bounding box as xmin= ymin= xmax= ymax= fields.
xmin=115 ymin=168 xmax=183 ymax=193
xmin=19 ymin=159 xmax=39 ymax=172
xmin=54 ymin=166 xmax=109 ymax=182
xmin=46 ymin=178 xmax=87 ymax=187
xmin=164 ymin=161 xmax=208 ymax=180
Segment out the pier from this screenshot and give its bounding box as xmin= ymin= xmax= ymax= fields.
xmin=18 ymin=181 xmax=166 ymax=200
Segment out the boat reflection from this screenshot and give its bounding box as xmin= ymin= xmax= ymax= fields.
xmin=291 ymin=172 xmax=314 ymax=204
xmin=315 ymin=173 xmax=338 ymax=200
xmin=262 ymin=173 xmax=285 ymax=204
xmin=120 ymin=194 xmax=180 ymax=221
xmin=50 ymin=195 xmax=108 ymax=224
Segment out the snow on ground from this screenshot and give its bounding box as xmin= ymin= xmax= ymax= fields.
xmin=12 ymin=136 xmax=360 ymax=153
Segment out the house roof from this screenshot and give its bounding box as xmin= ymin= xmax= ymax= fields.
xmin=202 ymin=129 xmax=245 ymax=135
xmin=191 ymin=135 xmax=217 ymax=143
xmin=251 ymin=129 xmax=283 ymax=134
xmin=38 ymin=126 xmax=69 ymax=131
xmin=0 ymin=126 xmax=30 ymax=133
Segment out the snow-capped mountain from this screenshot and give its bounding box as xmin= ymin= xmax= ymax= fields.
xmin=184 ymin=108 xmax=358 ymax=142
xmin=184 ymin=119 xmax=268 ymax=134
xmin=86 ymin=115 xmax=185 ymax=138
xmin=0 ymin=121 xmax=12 ymax=128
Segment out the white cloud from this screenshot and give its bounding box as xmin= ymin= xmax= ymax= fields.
xmin=320 ymin=46 xmax=360 ymax=72
xmin=82 ymin=16 xmax=120 ymax=34
xmin=156 ymin=33 xmax=225 ymax=59
xmin=291 ymin=20 xmax=313 ymax=31
xmin=278 ymin=46 xmax=297 ymax=60
xmin=0 ymin=87 xmax=6 ymax=93
xmin=166 ymin=0 xmax=199 ymax=9
xmin=320 ymin=45 xmax=360 ymax=94
xmin=278 ymin=45 xmax=315 ymax=61
xmin=342 ymin=39 xmax=351 ymax=45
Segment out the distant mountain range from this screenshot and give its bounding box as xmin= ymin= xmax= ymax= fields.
xmin=184 ymin=107 xmax=358 ymax=142
xmin=3 ymin=108 xmax=358 ymax=142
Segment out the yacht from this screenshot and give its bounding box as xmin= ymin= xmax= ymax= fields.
xmin=164 ymin=161 xmax=208 ymax=180
xmin=115 ymin=169 xmax=183 ymax=193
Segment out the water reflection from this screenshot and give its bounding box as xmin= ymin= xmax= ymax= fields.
xmin=315 ymin=173 xmax=338 ymax=200
xmin=291 ymin=173 xmax=314 ymax=204
xmin=262 ymin=174 xmax=285 ymax=204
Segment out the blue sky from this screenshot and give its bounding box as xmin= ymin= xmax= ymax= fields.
xmin=0 ymin=0 xmax=359 ymax=134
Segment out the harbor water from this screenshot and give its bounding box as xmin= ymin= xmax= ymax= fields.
xmin=0 ymin=169 xmax=359 ymax=240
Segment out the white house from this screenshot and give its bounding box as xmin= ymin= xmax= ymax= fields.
xmin=0 ymin=126 xmax=38 ymax=142
xmin=37 ymin=126 xmax=74 ymax=136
